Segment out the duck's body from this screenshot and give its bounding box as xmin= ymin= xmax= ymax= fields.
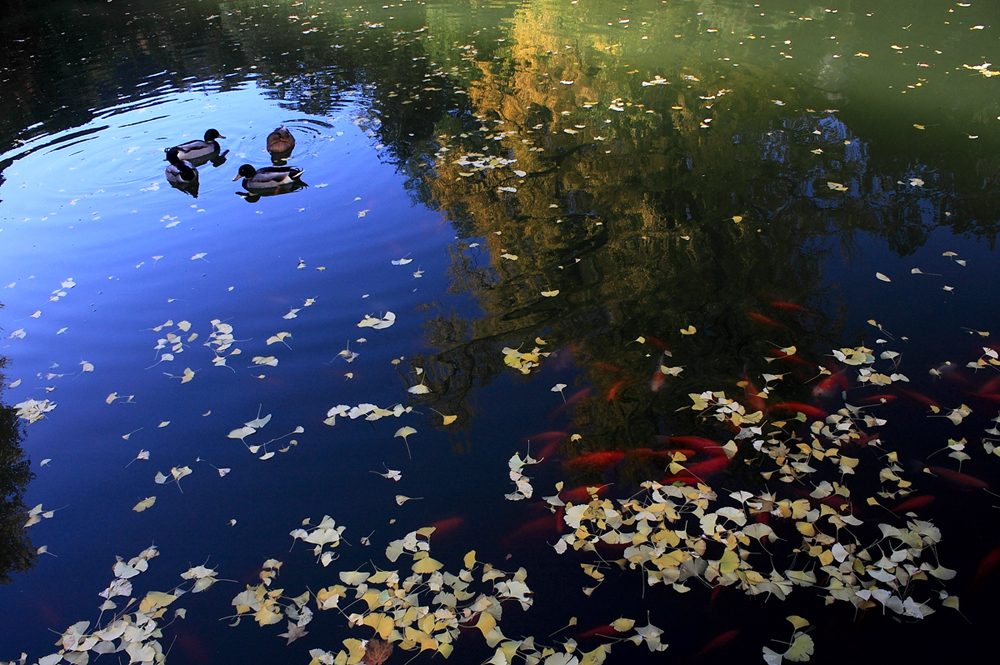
xmin=166 ymin=148 xmax=198 ymax=195
xmin=167 ymin=129 xmax=225 ymax=162
xmin=266 ymin=126 xmax=296 ymax=156
xmin=233 ymin=163 xmax=305 ymax=190
xmin=165 ymin=147 xmax=198 ymax=184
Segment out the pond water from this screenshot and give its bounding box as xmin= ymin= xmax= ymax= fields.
xmin=1 ymin=0 xmax=999 ymax=663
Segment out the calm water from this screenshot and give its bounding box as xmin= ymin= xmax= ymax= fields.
xmin=2 ymin=0 xmax=1000 ymax=663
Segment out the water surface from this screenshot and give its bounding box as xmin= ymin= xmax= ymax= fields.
xmin=2 ymin=1 xmax=1000 ymax=663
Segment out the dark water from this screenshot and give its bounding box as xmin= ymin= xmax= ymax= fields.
xmin=1 ymin=0 xmax=1000 ymax=663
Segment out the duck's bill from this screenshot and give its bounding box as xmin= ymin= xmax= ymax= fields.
xmin=232 ymin=174 xmax=242 ymax=181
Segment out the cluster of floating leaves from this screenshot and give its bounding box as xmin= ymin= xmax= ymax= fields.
xmin=502 ymin=339 xmax=552 ymax=375
xmin=5 ymin=546 xmax=223 ymax=665
xmin=504 ymin=448 xmax=541 ymax=501
xmin=228 ymin=524 xmax=665 ymax=665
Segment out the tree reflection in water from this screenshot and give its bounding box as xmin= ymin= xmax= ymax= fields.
xmin=0 ymin=309 xmax=36 ymax=585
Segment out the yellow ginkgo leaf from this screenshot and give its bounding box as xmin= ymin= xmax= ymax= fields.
xmin=785 ymin=633 xmax=815 ymax=662
xmin=412 ymin=556 xmax=443 ymax=574
xmin=787 ymin=615 xmax=810 ymax=630
xmin=612 ymin=618 xmax=635 ymax=632
xmin=441 ymin=414 xmax=458 ymax=425
xmin=540 ymin=290 xmax=560 ymax=297
xmin=680 ymin=325 xmax=697 ymax=335
xmin=475 ymin=610 xmax=497 ymax=638
xmin=138 ymin=591 xmax=177 ymax=613
xmin=133 ymin=497 xmax=156 ymax=512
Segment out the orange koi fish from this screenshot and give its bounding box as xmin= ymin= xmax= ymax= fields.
xmin=660 ymin=455 xmax=730 ymax=485
xmin=898 ymin=389 xmax=941 ymax=410
xmin=429 ymin=516 xmax=465 ymax=538
xmin=926 ymin=466 xmax=989 ymax=490
xmin=661 ymin=435 xmax=728 ymax=457
xmin=565 ymin=451 xmax=625 ymax=471
xmin=857 ymin=393 xmax=897 ymax=405
xmin=697 ymin=629 xmax=739 ymax=656
xmin=549 ymin=387 xmax=592 ymax=418
xmin=747 ymin=311 xmax=786 ymax=329
xmin=769 ymin=300 xmax=808 ymax=313
xmin=560 ymin=484 xmax=610 ymax=504
xmin=606 ymin=379 xmax=631 ymax=401
xmin=890 ymin=495 xmax=935 ymax=513
xmin=975 ymin=545 xmax=1000 ymax=583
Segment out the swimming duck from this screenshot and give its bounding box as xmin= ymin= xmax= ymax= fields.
xmin=233 ymin=164 xmax=305 ymax=190
xmin=167 ymin=129 xmax=225 ymax=162
xmin=266 ymin=126 xmax=296 ymax=156
xmin=165 ymin=148 xmax=197 ymax=183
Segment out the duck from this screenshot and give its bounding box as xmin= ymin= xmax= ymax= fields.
xmin=266 ymin=126 xmax=296 ymax=156
xmin=233 ymin=164 xmax=305 ymax=190
xmin=166 ymin=129 xmax=225 ymax=162
xmin=165 ymin=147 xmax=198 ymax=183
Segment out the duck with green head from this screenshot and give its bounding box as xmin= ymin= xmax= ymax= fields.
xmin=233 ymin=164 xmax=305 ymax=191
xmin=166 ymin=129 xmax=225 ymax=162
xmin=165 ymin=147 xmax=199 ymax=196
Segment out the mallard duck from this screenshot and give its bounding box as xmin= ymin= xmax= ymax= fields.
xmin=167 ymin=129 xmax=225 ymax=162
xmin=233 ymin=164 xmax=305 ymax=189
xmin=165 ymin=147 xmax=198 ymax=184
xmin=266 ymin=126 xmax=296 ymax=155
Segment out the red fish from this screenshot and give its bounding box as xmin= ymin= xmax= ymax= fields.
xmin=978 ymin=374 xmax=1000 ymax=395
xmin=769 ymin=300 xmax=808 ymax=313
xmin=526 ymin=431 xmax=568 ymax=460
xmin=890 ymin=494 xmax=935 ymax=513
xmin=576 ymin=625 xmax=620 ymax=640
xmin=794 ymin=489 xmax=856 ymax=515
xmin=854 ymin=430 xmax=882 ymax=447
xmin=660 ymin=456 xmax=730 ymax=485
xmin=502 ymin=514 xmax=562 ymax=547
xmin=560 ymin=484 xmax=610 ymax=503
xmin=429 ymin=516 xmax=465 ymax=538
xmin=857 ymin=393 xmax=897 ymax=405
xmin=565 ymin=451 xmax=626 ymax=472
xmin=629 ymin=447 xmax=696 ymax=460
xmin=768 ymin=402 xmax=828 ymax=421
xmin=969 ymin=392 xmax=1000 ymax=406
xmin=769 ymin=349 xmax=816 ymax=369
xmin=646 ymin=335 xmax=672 ymax=352
xmin=606 ymin=379 xmax=631 ymax=401
xmin=696 ymin=629 xmax=739 ymax=656
xmin=975 ymin=546 xmax=1000 ymax=583
xmin=898 ymin=389 xmax=941 ymax=410
xmin=812 ymin=370 xmax=847 ymax=399
xmin=593 ymin=361 xmax=622 ymax=373
xmin=747 ymin=311 xmax=786 ymax=329
xmin=926 ymin=466 xmax=990 ymax=490
xmin=550 ymin=387 xmax=592 ymax=418
xmin=660 ymin=435 xmax=728 ymax=457
xmin=650 ymin=369 xmax=667 ymax=392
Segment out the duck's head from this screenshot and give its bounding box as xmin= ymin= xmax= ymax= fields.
xmin=205 ymin=128 xmax=226 ymax=141
xmin=233 ymin=164 xmax=257 ymax=181
xmin=166 ymin=147 xmax=182 ymax=164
